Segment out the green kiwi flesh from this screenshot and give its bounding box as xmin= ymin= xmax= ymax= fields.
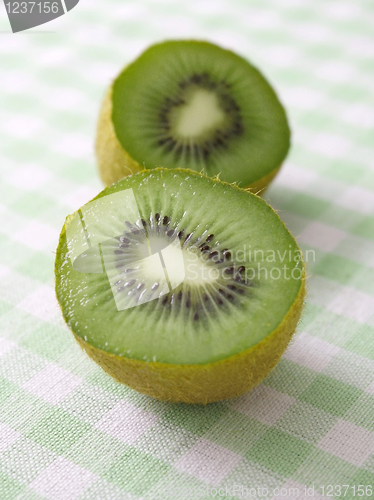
xmin=109 ymin=40 xmax=290 ymax=187
xmin=55 ymin=169 xmax=303 ymax=367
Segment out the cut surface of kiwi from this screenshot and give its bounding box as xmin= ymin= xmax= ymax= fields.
xmin=96 ymin=40 xmax=290 ymax=190
xmin=55 ymin=168 xmax=305 ymax=403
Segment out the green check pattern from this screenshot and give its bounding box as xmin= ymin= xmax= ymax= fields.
xmin=1 ymin=0 xmax=374 ymax=498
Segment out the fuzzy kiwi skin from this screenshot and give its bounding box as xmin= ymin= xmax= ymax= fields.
xmin=95 ymin=84 xmax=282 ymax=192
xmin=95 ymin=85 xmax=142 ymax=187
xmin=55 ymin=168 xmax=306 ymax=405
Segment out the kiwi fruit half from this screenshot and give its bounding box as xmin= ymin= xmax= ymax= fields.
xmin=96 ymin=40 xmax=290 ymax=191
xmin=55 ymin=168 xmax=305 ymax=404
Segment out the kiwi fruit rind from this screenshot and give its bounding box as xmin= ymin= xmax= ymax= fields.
xmin=96 ymin=40 xmax=290 ymax=191
xmin=55 ymin=168 xmax=305 ymax=404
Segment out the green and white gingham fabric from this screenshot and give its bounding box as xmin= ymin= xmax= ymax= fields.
xmin=1 ymin=0 xmax=374 ymax=498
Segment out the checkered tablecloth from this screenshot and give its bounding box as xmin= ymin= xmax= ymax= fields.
xmin=1 ymin=0 xmax=374 ymax=498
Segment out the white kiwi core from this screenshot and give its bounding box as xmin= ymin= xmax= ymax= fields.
xmin=171 ymin=89 xmax=226 ymax=138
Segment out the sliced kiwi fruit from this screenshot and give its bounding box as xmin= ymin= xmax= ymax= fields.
xmin=96 ymin=40 xmax=290 ymax=191
xmin=55 ymin=168 xmax=305 ymax=404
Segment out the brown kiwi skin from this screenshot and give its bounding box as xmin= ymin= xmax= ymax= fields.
xmin=95 ymin=85 xmax=142 ymax=187
xmin=95 ymin=84 xmax=282 ymax=192
xmin=55 ymin=167 xmax=306 ymax=404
